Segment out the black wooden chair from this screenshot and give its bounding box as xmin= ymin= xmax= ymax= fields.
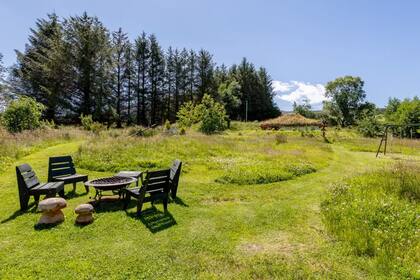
xmin=169 ymin=160 xmax=182 ymax=199
xmin=48 ymin=156 xmax=88 ymax=193
xmin=16 ymin=164 xmax=65 ymax=211
xmin=124 ymin=169 xmax=170 ymax=216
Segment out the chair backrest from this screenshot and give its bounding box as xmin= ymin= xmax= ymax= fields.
xmin=170 ymin=160 xmax=182 ymax=188
xmin=48 ymin=156 xmax=76 ymax=181
xmin=143 ymin=169 xmax=170 ymax=193
xmin=16 ymin=164 xmax=40 ymax=192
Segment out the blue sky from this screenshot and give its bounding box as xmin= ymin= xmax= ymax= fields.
xmin=1 ymin=0 xmax=419 ymax=110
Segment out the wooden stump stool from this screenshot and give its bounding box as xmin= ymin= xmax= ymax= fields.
xmin=37 ymin=197 xmax=67 ymax=225
xmin=75 ymin=204 xmax=94 ymax=224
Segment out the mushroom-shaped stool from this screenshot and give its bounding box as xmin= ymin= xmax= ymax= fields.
xmin=37 ymin=197 xmax=67 ymax=225
xmin=75 ymin=204 xmax=94 ymax=224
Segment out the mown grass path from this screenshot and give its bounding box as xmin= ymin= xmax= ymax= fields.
xmin=0 ymin=140 xmax=395 ymax=279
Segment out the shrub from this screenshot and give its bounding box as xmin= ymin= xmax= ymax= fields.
xmin=80 ymin=114 xmax=104 ymax=134
xmin=80 ymin=114 xmax=94 ymax=130
xmin=177 ymin=94 xmax=228 ymax=134
xmin=177 ymin=101 xmax=201 ymax=128
xmin=275 ymin=133 xmax=287 ymax=144
xmin=128 ymin=126 xmax=156 ymax=137
xmin=164 ymin=119 xmax=171 ymax=130
xmin=2 ymin=96 xmax=45 ymax=133
xmin=357 ymin=114 xmax=383 ymax=137
xmin=198 ymin=94 xmax=228 ymax=134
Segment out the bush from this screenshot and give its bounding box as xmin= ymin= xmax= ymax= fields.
xmin=275 ymin=133 xmax=287 ymax=144
xmin=80 ymin=114 xmax=94 ymax=130
xmin=177 ymin=101 xmax=201 ymax=128
xmin=177 ymin=94 xmax=228 ymax=134
xmin=357 ymin=114 xmax=383 ymax=137
xmin=128 ymin=126 xmax=156 ymax=137
xmin=2 ymin=96 xmax=45 ymax=133
xmin=80 ymin=114 xmax=104 ymax=134
xmin=164 ymin=119 xmax=171 ymax=130
xmin=197 ymin=94 xmax=228 ymax=134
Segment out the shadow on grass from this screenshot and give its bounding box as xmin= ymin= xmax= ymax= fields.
xmin=1 ymin=203 xmax=38 ymax=224
xmin=64 ymin=190 xmax=88 ymax=200
xmin=89 ymin=196 xmax=127 ymax=213
xmin=34 ymin=221 xmax=64 ymax=231
xmin=171 ymin=197 xmax=189 ymax=207
xmin=126 ymin=206 xmax=177 ymax=233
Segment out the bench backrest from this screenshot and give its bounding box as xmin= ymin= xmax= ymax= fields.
xmin=143 ymin=169 xmax=170 ymax=193
xmin=48 ymin=156 xmax=76 ymax=181
xmin=16 ymin=164 xmax=40 ymax=192
xmin=170 ymin=159 xmax=182 ymax=188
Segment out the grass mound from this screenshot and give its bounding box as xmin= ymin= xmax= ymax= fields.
xmin=260 ymin=113 xmax=321 ymax=130
xmin=75 ymin=130 xmax=332 ymax=184
xmin=216 ymin=161 xmax=316 ymax=185
xmin=321 ymin=161 xmax=420 ymax=278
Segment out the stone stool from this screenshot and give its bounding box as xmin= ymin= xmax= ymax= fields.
xmin=75 ymin=204 xmax=94 ymax=224
xmin=37 ymin=197 xmax=67 ymax=225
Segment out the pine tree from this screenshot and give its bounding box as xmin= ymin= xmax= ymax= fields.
xmin=148 ymin=34 xmax=165 ymax=125
xmin=196 ymin=49 xmax=215 ymax=100
xmin=124 ymin=42 xmax=134 ymax=125
xmin=63 ymin=12 xmax=112 ymax=121
xmin=13 ymin=13 xmax=69 ymax=121
xmin=186 ymin=49 xmax=197 ymax=102
xmin=134 ymin=32 xmax=149 ymax=125
xmin=165 ymin=47 xmax=175 ymax=121
xmin=111 ymin=28 xmax=129 ymax=127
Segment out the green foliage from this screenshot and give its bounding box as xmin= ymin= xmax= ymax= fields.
xmin=177 ymin=101 xmax=202 ymax=128
xmin=218 ymin=80 xmax=242 ymax=118
xmin=384 ymin=96 xmax=420 ymax=137
xmin=80 ymin=114 xmax=104 ymax=134
xmin=198 ymin=94 xmax=228 ymax=134
xmin=293 ymin=98 xmax=315 ymax=119
xmin=80 ymin=114 xmax=94 ymax=130
xmin=384 ymin=97 xmax=401 ymax=122
xmin=321 ymin=163 xmax=419 ymax=277
xmin=324 ymin=76 xmax=368 ymax=127
xmin=2 ymin=96 xmax=45 ymax=133
xmin=164 ymin=119 xmax=171 ymax=130
xmin=127 ymin=126 xmax=156 ymax=137
xmin=357 ymin=114 xmax=384 ymax=137
xmin=177 ymin=95 xmax=228 ymax=134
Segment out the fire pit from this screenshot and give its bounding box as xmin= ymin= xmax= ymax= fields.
xmin=85 ymin=176 xmax=136 ymax=204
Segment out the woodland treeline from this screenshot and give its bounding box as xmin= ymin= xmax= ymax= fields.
xmin=9 ymin=13 xmax=279 ymax=126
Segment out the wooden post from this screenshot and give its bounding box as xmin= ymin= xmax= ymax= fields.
xmin=384 ymin=126 xmax=388 ymax=155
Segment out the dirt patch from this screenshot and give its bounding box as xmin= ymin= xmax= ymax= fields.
xmin=202 ymin=196 xmax=248 ymax=205
xmin=238 ymin=231 xmax=311 ymax=257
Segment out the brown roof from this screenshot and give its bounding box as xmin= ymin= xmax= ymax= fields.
xmin=260 ymin=114 xmax=321 ymax=129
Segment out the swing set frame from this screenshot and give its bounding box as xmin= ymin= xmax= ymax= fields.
xmin=376 ymin=123 xmax=420 ymax=157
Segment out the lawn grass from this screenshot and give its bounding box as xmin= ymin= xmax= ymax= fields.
xmin=0 ymin=125 xmax=418 ymax=279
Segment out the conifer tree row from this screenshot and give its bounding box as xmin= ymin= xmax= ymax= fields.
xmin=11 ymin=12 xmax=279 ymax=125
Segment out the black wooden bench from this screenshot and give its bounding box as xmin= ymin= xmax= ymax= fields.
xmin=169 ymin=160 xmax=182 ymax=199
xmin=48 ymin=156 xmax=88 ymax=193
xmin=124 ymin=169 xmax=170 ymax=216
xmin=16 ymin=164 xmax=65 ymax=211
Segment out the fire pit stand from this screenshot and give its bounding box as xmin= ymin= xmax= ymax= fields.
xmin=84 ymin=176 xmax=137 ymax=204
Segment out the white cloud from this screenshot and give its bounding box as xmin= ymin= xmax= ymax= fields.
xmin=272 ymin=80 xmax=294 ymax=92
xmin=273 ymin=80 xmax=328 ymax=106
